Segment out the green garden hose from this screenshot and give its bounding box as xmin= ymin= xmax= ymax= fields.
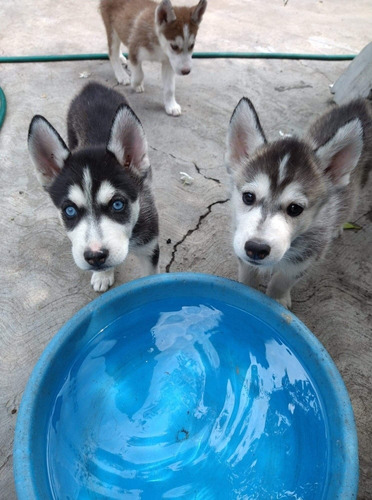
xmin=0 ymin=87 xmax=7 ymax=131
xmin=0 ymin=52 xmax=355 ymax=64
xmin=0 ymin=51 xmax=356 ymax=130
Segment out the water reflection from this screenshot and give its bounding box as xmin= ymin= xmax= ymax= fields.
xmin=47 ymin=301 xmax=327 ymax=499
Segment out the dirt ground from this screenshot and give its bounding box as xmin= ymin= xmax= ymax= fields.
xmin=1 ymin=0 xmax=371 ymax=498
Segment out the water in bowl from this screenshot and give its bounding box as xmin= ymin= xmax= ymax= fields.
xmin=46 ymin=297 xmax=328 ymax=499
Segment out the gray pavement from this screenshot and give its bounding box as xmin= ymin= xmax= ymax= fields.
xmin=1 ymin=1 xmax=371 ymax=498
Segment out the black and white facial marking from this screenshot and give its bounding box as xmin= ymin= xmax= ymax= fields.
xmin=226 ymin=98 xmax=324 ymax=267
xmin=52 ymin=160 xmax=140 ymax=271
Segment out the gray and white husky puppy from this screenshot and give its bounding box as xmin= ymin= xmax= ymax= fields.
xmin=28 ymin=82 xmax=159 ymax=292
xmin=225 ymin=98 xmax=372 ymax=308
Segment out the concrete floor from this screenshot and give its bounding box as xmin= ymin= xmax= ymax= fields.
xmin=1 ymin=0 xmax=371 ymax=498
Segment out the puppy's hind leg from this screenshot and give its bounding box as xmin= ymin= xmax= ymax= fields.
xmin=100 ymin=6 xmax=130 ymax=84
xmin=108 ymin=29 xmax=130 ymax=85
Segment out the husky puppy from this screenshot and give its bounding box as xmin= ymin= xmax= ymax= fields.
xmin=100 ymin=0 xmax=207 ymax=116
xmin=225 ymin=98 xmax=372 ymax=308
xmin=28 ymin=82 xmax=159 ymax=292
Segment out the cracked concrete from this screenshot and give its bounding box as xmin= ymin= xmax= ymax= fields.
xmin=1 ymin=0 xmax=372 ymax=498
xmin=165 ymin=197 xmax=230 ymax=273
xmin=193 ymin=163 xmax=221 ymax=185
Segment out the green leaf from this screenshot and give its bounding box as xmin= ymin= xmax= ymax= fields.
xmin=343 ymin=222 xmax=362 ymax=230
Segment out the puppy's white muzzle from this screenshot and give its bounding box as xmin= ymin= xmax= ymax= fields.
xmin=233 ymin=209 xmax=292 ymax=267
xmin=68 ymin=217 xmax=131 ymax=271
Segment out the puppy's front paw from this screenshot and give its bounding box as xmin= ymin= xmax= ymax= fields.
xmin=115 ymin=70 xmax=131 ymax=86
xmin=271 ymin=291 xmax=292 ymax=309
xmin=165 ymin=102 xmax=181 ymax=116
xmin=134 ymin=84 xmax=145 ymax=93
xmin=91 ymin=269 xmax=115 ymax=292
xmin=277 ymin=295 xmax=292 ymax=309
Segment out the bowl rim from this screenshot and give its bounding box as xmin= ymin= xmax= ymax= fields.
xmin=13 ymin=272 xmax=359 ymax=499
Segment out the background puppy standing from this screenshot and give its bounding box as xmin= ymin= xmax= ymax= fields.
xmin=226 ymin=98 xmax=372 ymax=308
xmin=100 ymin=0 xmax=207 ymax=116
xmin=28 ymin=82 xmax=159 ymax=292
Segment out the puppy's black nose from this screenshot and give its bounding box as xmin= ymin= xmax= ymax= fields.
xmin=245 ymin=241 xmax=271 ymax=261
xmin=84 ymin=249 xmax=109 ymax=267
xmin=181 ymin=68 xmax=191 ymax=75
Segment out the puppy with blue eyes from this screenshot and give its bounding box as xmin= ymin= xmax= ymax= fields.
xmin=28 ymin=82 xmax=159 ymax=292
xmin=226 ymin=97 xmax=372 ymax=308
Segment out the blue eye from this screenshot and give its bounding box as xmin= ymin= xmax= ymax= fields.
xmin=64 ymin=206 xmax=77 ymax=218
xmin=112 ymin=200 xmax=125 ymax=211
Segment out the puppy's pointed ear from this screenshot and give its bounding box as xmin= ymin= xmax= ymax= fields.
xmin=226 ymin=97 xmax=266 ymax=173
xmin=191 ymin=0 xmax=207 ymax=24
xmin=28 ymin=115 xmax=70 ymax=189
xmin=107 ymin=104 xmax=150 ymax=178
xmin=314 ymin=118 xmax=363 ymax=187
xmin=156 ymin=0 xmax=176 ymax=25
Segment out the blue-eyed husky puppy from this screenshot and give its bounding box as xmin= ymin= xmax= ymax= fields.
xmin=28 ymin=82 xmax=159 ymax=292
xmin=226 ymin=98 xmax=372 ymax=308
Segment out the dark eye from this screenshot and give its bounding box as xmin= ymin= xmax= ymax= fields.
xmin=287 ymin=203 xmax=303 ymax=217
xmin=242 ymin=192 xmax=256 ymax=205
xmin=189 ymin=43 xmax=195 ymax=51
xmin=111 ymin=199 xmax=125 ymax=212
xmin=64 ymin=206 xmax=77 ymax=218
xmin=171 ymin=43 xmax=179 ymax=52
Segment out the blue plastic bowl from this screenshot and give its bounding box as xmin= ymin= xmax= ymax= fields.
xmin=14 ymin=273 xmax=358 ymax=499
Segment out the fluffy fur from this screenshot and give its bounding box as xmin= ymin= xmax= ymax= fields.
xmin=226 ymin=98 xmax=372 ymax=308
xmin=28 ymin=82 xmax=159 ymax=292
xmin=100 ymin=0 xmax=207 ymax=116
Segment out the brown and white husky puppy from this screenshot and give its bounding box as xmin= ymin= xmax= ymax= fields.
xmin=225 ymin=98 xmax=372 ymax=308
xmin=100 ymin=0 xmax=207 ymax=116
